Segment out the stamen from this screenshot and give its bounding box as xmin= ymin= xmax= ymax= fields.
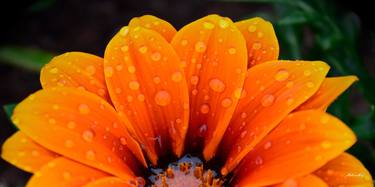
xmin=149 ymin=155 xmax=224 ymax=187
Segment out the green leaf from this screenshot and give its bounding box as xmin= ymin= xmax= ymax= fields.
xmin=3 ymin=104 xmax=18 ymax=130
xmin=0 ymin=46 xmax=54 ymax=72
xmin=277 ymin=11 xmax=311 ymax=25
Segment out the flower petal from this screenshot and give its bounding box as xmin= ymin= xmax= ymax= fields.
xmin=12 ymin=87 xmax=146 ymax=179
xmin=171 ymin=14 xmax=247 ymax=160
xmin=297 ymin=76 xmax=358 ymax=111
xmin=220 ymin=60 xmax=329 ymax=174
xmin=315 ymin=152 xmax=373 ymax=187
xmin=83 ymin=177 xmax=140 ymax=187
xmin=272 ymin=175 xmax=328 ymax=187
xmin=104 ymin=25 xmax=189 ymax=164
xmin=27 ymin=157 xmax=109 ymax=187
xmin=40 ymin=52 xmax=110 ymax=101
xmin=235 ymin=17 xmax=279 ymax=67
xmin=232 ymin=110 xmax=356 ymax=186
xmin=129 ymin=15 xmax=177 ymax=42
xmin=1 ymin=131 xmax=58 ymax=173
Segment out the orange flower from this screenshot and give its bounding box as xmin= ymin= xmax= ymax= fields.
xmin=1 ymin=15 xmax=373 ymax=187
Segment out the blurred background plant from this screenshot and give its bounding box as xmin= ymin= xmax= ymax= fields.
xmin=0 ymin=0 xmax=374 ymax=185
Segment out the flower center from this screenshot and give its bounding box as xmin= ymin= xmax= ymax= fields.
xmin=148 ymin=155 xmax=224 ymax=187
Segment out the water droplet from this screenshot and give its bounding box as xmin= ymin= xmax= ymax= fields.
xmin=275 ymin=69 xmax=289 ymax=81
xmin=104 ymin=66 xmax=114 ymax=77
xmin=171 ymin=71 xmax=183 ymax=82
xmin=286 ymin=81 xmax=294 ymax=88
xmin=86 ymin=65 xmax=96 ymax=75
xmin=82 ymin=129 xmax=95 ymax=142
xmin=115 ymin=65 xmax=123 ymax=71
xmin=321 ymin=141 xmax=331 ymax=149
xmin=190 ymin=76 xmax=199 ymax=85
xmin=151 ymin=52 xmax=161 ymax=61
xmin=127 ymin=65 xmax=136 ymax=73
xmin=254 ymin=156 xmax=263 ymax=165
xmin=121 ymin=45 xmax=129 ymax=52
xmin=120 ymin=137 xmax=127 ymax=145
xmin=306 ymin=81 xmax=314 ymax=88
xmin=286 ymin=98 xmax=294 ymax=106
xmin=200 ymin=104 xmax=210 ymax=114
xmin=304 ymin=70 xmax=311 ymax=76
xmin=78 ymin=104 xmax=90 ymax=114
xmin=261 ymin=94 xmax=275 ymax=107
xmin=221 ymin=98 xmax=232 ymax=108
xmin=219 ymin=19 xmax=229 ymax=28
xmin=248 ymin=25 xmax=257 ymax=32
xmin=138 ymin=46 xmax=148 ymax=54
xmin=64 ymin=140 xmax=74 ymax=148
xmin=240 ymin=131 xmax=247 ymax=138
xmin=264 ymin=141 xmax=272 ymax=150
xmin=203 ymin=22 xmax=215 ymax=29
xmin=199 ymin=124 xmax=207 ymax=135
xmin=228 ymin=47 xmax=236 ymax=55
xmin=181 ymin=40 xmax=188 ymax=46
xmin=137 ymin=94 xmax=145 ymax=102
xmin=129 ymin=81 xmax=140 ymax=90
xmin=67 ymin=121 xmax=76 ymax=129
xmin=209 ymin=78 xmax=225 ymax=92
xmin=154 ymin=90 xmax=171 ymax=106
xmin=195 ymin=41 xmax=206 ymax=53
xmin=153 ymin=76 xmax=161 ymax=84
xmin=49 ymin=67 xmax=59 ymax=74
xmin=63 ymin=171 xmax=72 ymax=180
xmin=120 ymin=27 xmax=129 ymax=36
xmin=252 ymin=42 xmax=262 ymax=50
xmin=86 ymin=150 xmax=96 ymax=160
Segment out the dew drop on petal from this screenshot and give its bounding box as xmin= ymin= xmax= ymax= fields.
xmin=129 ymin=80 xmax=140 ymax=90
xmin=261 ymin=94 xmax=275 ymax=107
xmin=219 ymin=19 xmax=229 ymax=29
xmin=153 ymin=76 xmax=161 ymax=84
xmin=104 ymin=66 xmax=114 ymax=77
xmin=263 ymin=141 xmax=272 ymax=150
xmin=137 ymin=94 xmax=145 ymax=102
xmin=127 ymin=65 xmax=136 ymax=73
xmin=86 ymin=150 xmax=96 ymax=160
xmin=248 ymin=25 xmax=257 ymax=32
xmin=209 ymin=78 xmax=225 ymax=92
xmin=195 ymin=41 xmax=207 ymax=53
xmin=190 ymin=76 xmax=199 ymax=85
xmin=252 ymin=42 xmax=262 ymax=50
xmin=203 ymin=22 xmax=215 ymax=29
xmin=120 ymin=137 xmax=127 ymax=145
xmin=85 ymin=65 xmax=96 ymax=75
xmin=154 ymin=90 xmax=171 ymax=106
xmin=199 ymin=124 xmax=207 ymax=135
xmin=82 ymin=129 xmax=95 ymax=142
xmin=306 ymin=81 xmax=314 ymax=88
xmin=49 ymin=67 xmax=59 ymax=74
xmin=228 ymin=47 xmax=236 ymax=55
xmin=286 ymin=81 xmax=294 ymax=88
xmin=151 ymin=52 xmax=161 ymax=61
xmin=171 ymin=71 xmax=183 ymax=82
xmin=200 ymin=104 xmax=210 ymax=114
xmin=221 ymin=98 xmax=232 ymax=108
xmin=254 ymin=155 xmax=263 ymax=165
xmin=138 ymin=46 xmax=148 ymax=54
xmin=304 ymin=70 xmax=311 ymax=76
xmin=275 ymin=69 xmax=289 ymax=81
xmin=78 ymin=104 xmax=90 ymax=114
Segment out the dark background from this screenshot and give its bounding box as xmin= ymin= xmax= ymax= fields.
xmin=0 ymin=0 xmax=374 ymax=186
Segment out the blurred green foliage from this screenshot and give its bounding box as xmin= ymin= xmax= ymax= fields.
xmin=0 ymin=46 xmax=54 ymax=71
xmin=224 ymin=0 xmax=375 ymax=174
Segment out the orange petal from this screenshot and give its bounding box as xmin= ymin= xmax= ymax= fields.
xmin=104 ymin=25 xmax=189 ymax=164
xmin=27 ymin=157 xmax=109 ymax=187
xmin=220 ymin=60 xmax=329 ymax=174
xmin=272 ymin=175 xmax=328 ymax=187
xmin=297 ymin=76 xmax=358 ymax=111
xmin=83 ymin=177 xmax=141 ymax=187
xmin=235 ymin=17 xmax=279 ymax=67
xmin=12 ymin=87 xmax=146 ymax=179
xmin=129 ymin=15 xmax=177 ymax=42
xmin=315 ymin=152 xmax=373 ymax=187
xmin=40 ymin=52 xmax=110 ymax=101
xmin=1 ymin=131 xmax=58 ymax=173
xmin=232 ymin=110 xmax=356 ymax=186
xmin=171 ymin=14 xmax=247 ymax=160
